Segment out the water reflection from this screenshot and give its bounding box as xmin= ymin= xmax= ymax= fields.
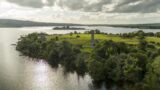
xmin=22 ymin=59 xmax=94 ymax=90
xmin=32 ymin=60 xmax=51 ymax=89
xmin=0 ymin=27 xmax=160 ymax=90
xmin=0 ymin=28 xmax=96 ymax=90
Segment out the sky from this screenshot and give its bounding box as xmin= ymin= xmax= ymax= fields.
xmin=0 ymin=0 xmax=160 ymax=24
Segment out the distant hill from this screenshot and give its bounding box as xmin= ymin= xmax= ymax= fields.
xmin=86 ymin=23 xmax=160 ymax=29
xmin=106 ymin=23 xmax=160 ymax=29
xmin=0 ymin=19 xmax=82 ymax=27
xmin=0 ymin=19 xmax=160 ymax=29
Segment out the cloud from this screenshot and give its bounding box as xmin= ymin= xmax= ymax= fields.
xmin=5 ymin=0 xmax=160 ymax=13
xmin=57 ymin=0 xmax=87 ymax=10
xmin=84 ymin=0 xmax=112 ymax=12
xmin=1 ymin=2 xmax=160 ymax=24
xmin=7 ymin=0 xmax=44 ymax=8
xmin=110 ymin=0 xmax=160 ymax=13
xmin=1 ymin=0 xmax=160 ymax=24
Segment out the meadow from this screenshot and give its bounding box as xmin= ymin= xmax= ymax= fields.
xmin=47 ymin=33 xmax=160 ymax=53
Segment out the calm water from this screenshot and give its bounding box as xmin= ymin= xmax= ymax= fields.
xmin=0 ymin=27 xmax=160 ymax=90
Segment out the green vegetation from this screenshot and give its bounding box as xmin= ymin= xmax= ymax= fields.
xmin=108 ymin=24 xmax=160 ymax=29
xmin=16 ymin=30 xmax=160 ymax=89
xmin=16 ymin=33 xmax=88 ymax=75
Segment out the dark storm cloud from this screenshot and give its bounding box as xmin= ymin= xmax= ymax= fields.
xmin=6 ymin=0 xmax=160 ymax=13
xmin=57 ymin=0 xmax=111 ymax=12
xmin=60 ymin=0 xmax=160 ymax=13
xmin=116 ymin=0 xmax=140 ymax=8
xmin=84 ymin=0 xmax=112 ymax=12
xmin=57 ymin=0 xmax=87 ymax=10
xmin=111 ymin=0 xmax=160 ymax=13
xmin=7 ymin=0 xmax=44 ymax=8
xmin=7 ymin=0 xmax=56 ymax=8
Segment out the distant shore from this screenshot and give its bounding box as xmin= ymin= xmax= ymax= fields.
xmin=1 ymin=19 xmax=160 ymax=29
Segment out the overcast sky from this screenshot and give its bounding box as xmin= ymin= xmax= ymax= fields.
xmin=0 ymin=0 xmax=160 ymax=24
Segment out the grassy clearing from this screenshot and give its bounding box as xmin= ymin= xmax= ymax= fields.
xmin=146 ymin=37 xmax=160 ymax=43
xmin=47 ymin=34 xmax=160 ymax=53
xmin=48 ymin=34 xmax=139 ymax=44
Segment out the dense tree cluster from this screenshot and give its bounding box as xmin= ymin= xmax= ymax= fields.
xmin=109 ymin=24 xmax=160 ymax=29
xmin=16 ymin=33 xmax=88 ymax=75
xmin=88 ymin=39 xmax=160 ymax=89
xmin=16 ymin=31 xmax=160 ymax=89
xmin=119 ymin=30 xmax=160 ymax=38
xmin=84 ymin=29 xmax=101 ymax=34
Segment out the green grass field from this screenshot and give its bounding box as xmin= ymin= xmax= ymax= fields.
xmin=146 ymin=37 xmax=160 ymax=43
xmin=47 ymin=34 xmax=160 ymax=53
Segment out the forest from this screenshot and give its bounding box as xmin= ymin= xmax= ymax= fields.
xmin=16 ymin=30 xmax=160 ymax=89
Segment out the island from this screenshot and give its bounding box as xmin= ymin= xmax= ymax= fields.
xmin=16 ymin=30 xmax=160 ymax=89
xmin=53 ymin=26 xmax=86 ymax=30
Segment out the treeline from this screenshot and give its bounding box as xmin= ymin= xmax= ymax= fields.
xmin=88 ymin=40 xmax=160 ymax=89
xmin=16 ymin=33 xmax=88 ymax=75
xmin=108 ymin=24 xmax=160 ymax=29
xmin=119 ymin=30 xmax=160 ymax=38
xmin=85 ymin=29 xmax=160 ymax=38
xmin=16 ymin=32 xmax=160 ymax=89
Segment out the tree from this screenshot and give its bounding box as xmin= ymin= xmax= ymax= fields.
xmin=138 ymin=39 xmax=148 ymax=51
xmin=145 ymin=56 xmax=160 ymax=89
xmin=88 ymin=59 xmax=106 ymax=81
xmin=104 ymin=54 xmax=125 ymax=81
xmin=123 ymin=55 xmax=142 ymax=83
xmin=75 ymin=53 xmax=88 ymax=75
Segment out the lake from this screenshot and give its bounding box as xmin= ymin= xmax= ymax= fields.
xmin=0 ymin=26 xmax=160 ymax=90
